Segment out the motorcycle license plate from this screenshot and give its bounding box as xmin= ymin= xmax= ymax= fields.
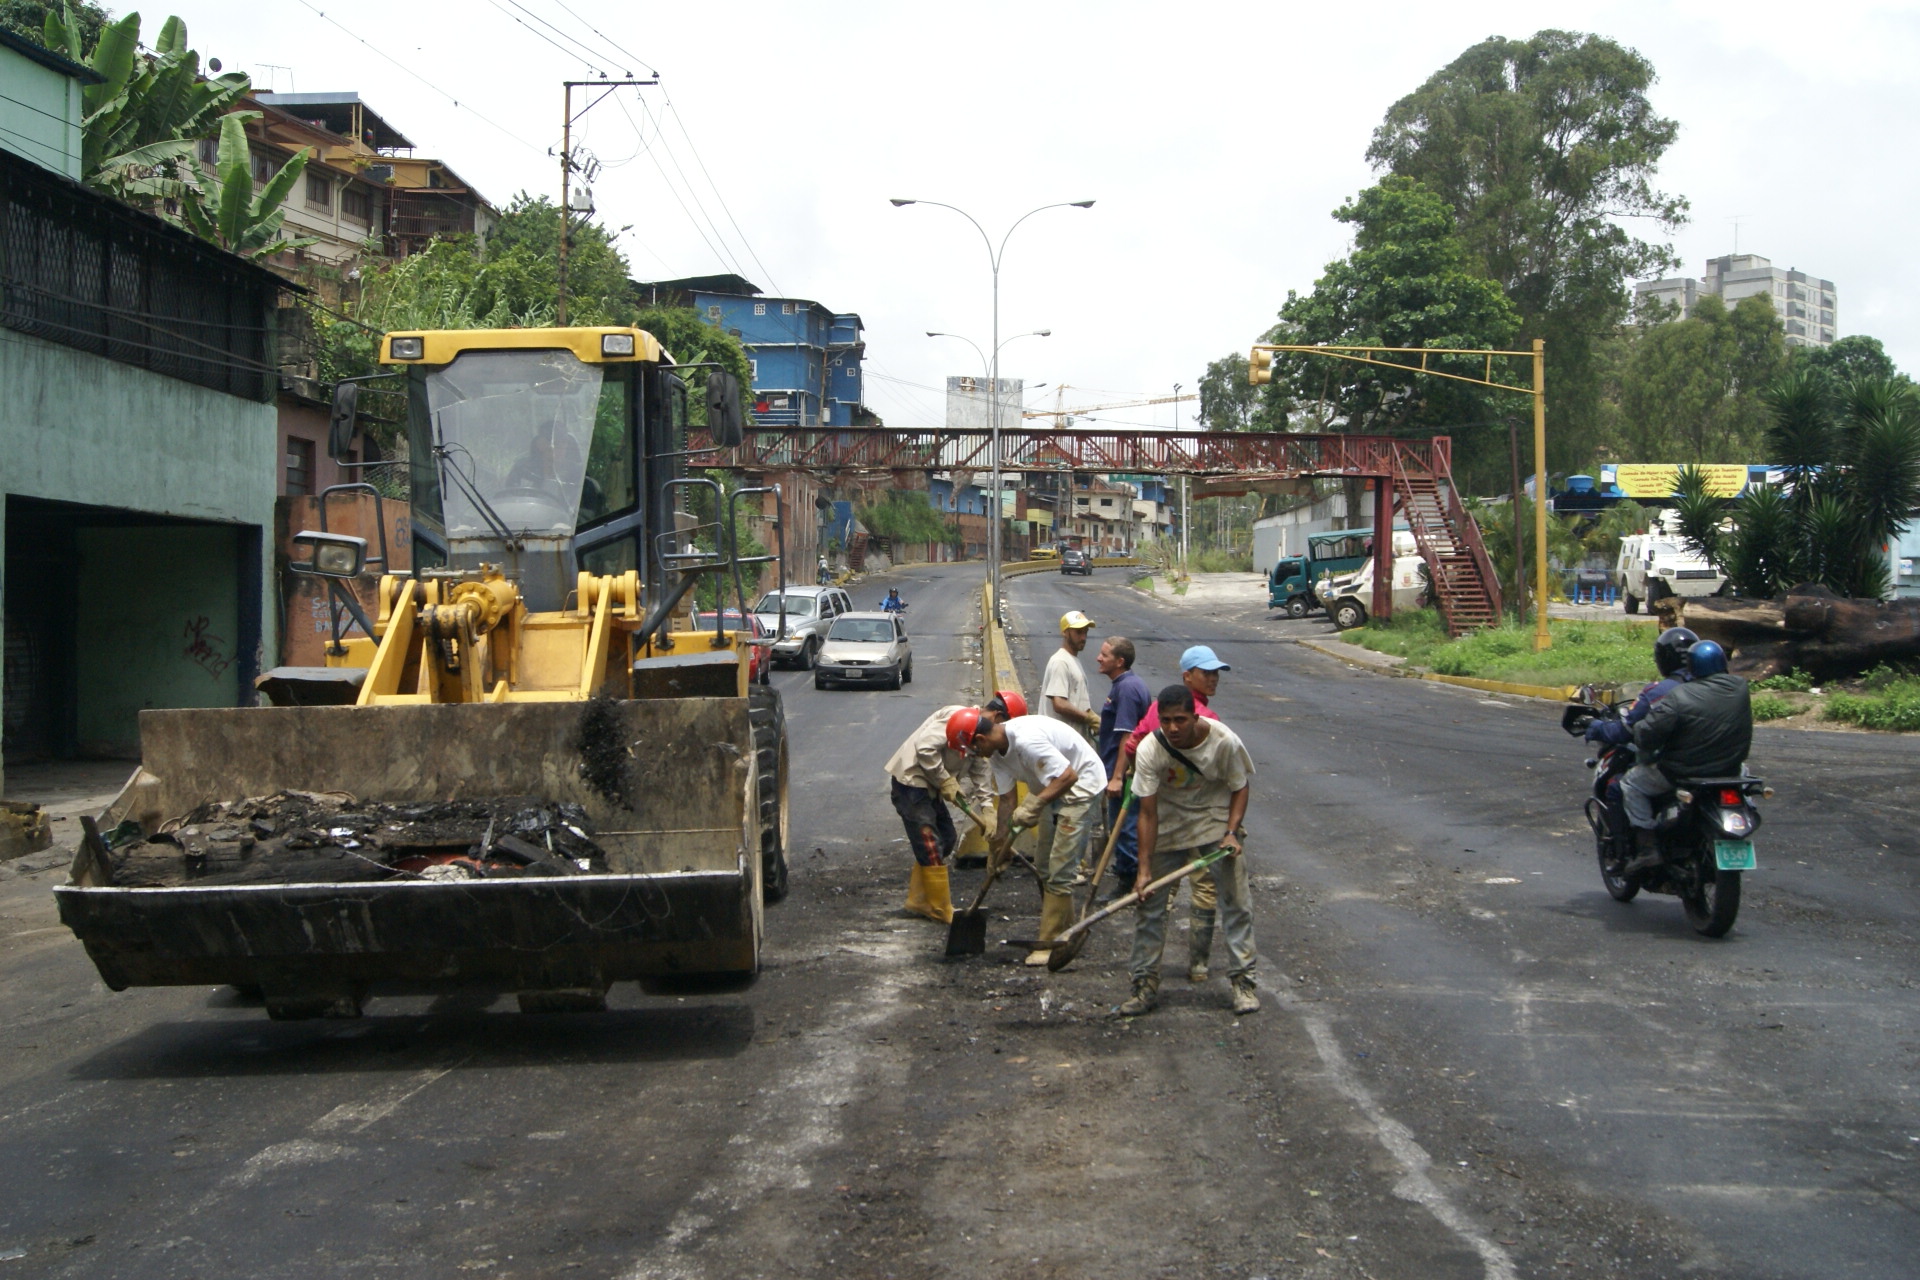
xmin=1714 ymin=840 xmax=1756 ymax=872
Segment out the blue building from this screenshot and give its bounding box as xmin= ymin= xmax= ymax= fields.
xmin=637 ymin=274 xmax=874 ymax=427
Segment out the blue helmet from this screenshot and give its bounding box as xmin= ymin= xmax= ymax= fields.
xmin=1687 ymin=639 xmax=1729 ymax=677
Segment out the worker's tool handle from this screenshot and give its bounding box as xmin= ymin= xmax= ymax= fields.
xmin=958 ymin=823 xmax=1030 ymax=913
xmin=1042 ymin=845 xmax=1231 ymax=947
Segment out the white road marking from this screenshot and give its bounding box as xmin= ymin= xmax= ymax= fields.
xmin=623 ymin=935 xmax=915 ymax=1280
xmin=1269 ymin=986 xmax=1519 ymax=1280
xmin=211 ymin=1059 xmax=467 ymax=1200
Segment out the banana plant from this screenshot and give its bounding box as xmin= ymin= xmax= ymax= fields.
xmin=42 ymin=5 xmax=251 ymax=203
xmin=176 ymin=112 xmax=317 ymax=259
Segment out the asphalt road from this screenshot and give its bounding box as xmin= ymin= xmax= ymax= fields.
xmin=0 ymin=562 xmax=1914 ymax=1279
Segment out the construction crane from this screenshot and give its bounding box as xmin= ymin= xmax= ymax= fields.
xmin=1023 ymin=384 xmax=1198 ymax=428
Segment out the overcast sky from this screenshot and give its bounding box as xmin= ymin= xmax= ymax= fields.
xmin=165 ymin=1 xmax=1920 ymax=433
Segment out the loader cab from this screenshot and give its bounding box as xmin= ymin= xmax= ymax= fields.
xmin=383 ymin=328 xmax=718 ymax=613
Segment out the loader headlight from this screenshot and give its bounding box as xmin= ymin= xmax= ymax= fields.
xmin=601 ymin=333 xmax=636 ymax=357
xmin=292 ymin=531 xmax=369 ymax=579
xmin=389 ymin=335 xmax=425 ymax=360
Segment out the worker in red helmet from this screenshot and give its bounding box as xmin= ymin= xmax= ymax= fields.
xmin=956 ymin=708 xmax=1108 ymax=965
xmin=885 ymin=696 xmax=1022 ymax=922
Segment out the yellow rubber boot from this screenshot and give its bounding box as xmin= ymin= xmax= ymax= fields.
xmin=920 ymin=864 xmax=954 ymax=923
xmin=905 ymin=865 xmax=932 ymax=919
xmin=1025 ymin=889 xmax=1074 ymax=966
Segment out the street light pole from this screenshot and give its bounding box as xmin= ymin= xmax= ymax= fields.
xmin=892 ymin=198 xmax=1094 ymax=613
xmin=928 ymin=329 xmax=1049 ymax=564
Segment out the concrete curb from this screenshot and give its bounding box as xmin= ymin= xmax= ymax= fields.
xmin=1294 ymin=638 xmax=1573 ymax=702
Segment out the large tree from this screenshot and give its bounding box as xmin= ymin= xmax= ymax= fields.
xmin=1368 ymin=30 xmax=1687 ymax=471
xmin=1607 ymin=294 xmax=1786 ymax=462
xmin=1264 ymin=176 xmax=1521 ymax=489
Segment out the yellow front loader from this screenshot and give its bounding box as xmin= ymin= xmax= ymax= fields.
xmin=57 ymin=327 xmax=791 ymax=1018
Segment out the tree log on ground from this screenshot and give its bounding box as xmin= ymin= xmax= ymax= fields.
xmin=1653 ymin=586 xmax=1920 ymax=680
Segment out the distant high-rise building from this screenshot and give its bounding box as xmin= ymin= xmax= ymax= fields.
xmin=1634 ymin=254 xmax=1837 ymax=348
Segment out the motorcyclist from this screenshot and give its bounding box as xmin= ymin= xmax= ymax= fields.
xmin=1585 ymin=627 xmax=1697 ymax=855
xmin=880 ymin=588 xmax=907 ymax=613
xmin=1620 ymin=639 xmax=1753 ymax=874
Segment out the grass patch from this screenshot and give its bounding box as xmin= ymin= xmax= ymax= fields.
xmin=1171 ymin=577 xmax=1190 ymax=596
xmin=1129 ymin=574 xmax=1156 ymax=593
xmin=1750 ymin=693 xmax=1799 ymax=721
xmin=1753 ymin=671 xmax=1814 ymax=692
xmin=1193 ymin=548 xmax=1253 ymax=573
xmin=1346 ymin=610 xmax=1659 ymax=688
xmin=1823 ymin=675 xmax=1920 ymax=731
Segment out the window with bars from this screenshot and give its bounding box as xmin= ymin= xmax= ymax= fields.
xmin=340 ymin=186 xmax=372 ymax=224
xmin=251 ymin=151 xmax=276 ymax=184
xmin=305 ymin=172 xmax=332 ymax=210
xmin=0 ymin=147 xmax=282 ymax=400
xmin=286 ymin=437 xmax=315 ymax=495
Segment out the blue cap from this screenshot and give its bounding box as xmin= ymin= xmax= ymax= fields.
xmin=1179 ymin=644 xmax=1230 ymax=672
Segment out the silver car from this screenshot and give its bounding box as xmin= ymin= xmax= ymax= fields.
xmin=753 ymin=584 xmax=854 ymax=669
xmin=813 ymin=612 xmax=913 ymax=691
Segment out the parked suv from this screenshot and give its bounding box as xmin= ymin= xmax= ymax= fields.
xmin=814 ymin=612 xmax=913 ymax=691
xmin=1060 ymin=548 xmax=1093 ymax=575
xmin=753 ymin=584 xmax=854 ymax=668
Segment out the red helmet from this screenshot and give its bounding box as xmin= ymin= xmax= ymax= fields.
xmin=945 ymin=706 xmax=986 ymax=751
xmin=987 ymin=689 xmax=1028 ymax=720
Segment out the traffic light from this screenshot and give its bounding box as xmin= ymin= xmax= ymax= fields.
xmin=1248 ymin=348 xmax=1275 ymax=386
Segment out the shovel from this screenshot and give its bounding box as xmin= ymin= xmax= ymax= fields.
xmin=1035 ymin=781 xmax=1133 ymax=973
xmin=1037 ymin=844 xmax=1233 ymax=973
xmin=954 ymin=794 xmax=1045 ymax=891
xmin=943 ymin=822 xmax=1030 ymax=958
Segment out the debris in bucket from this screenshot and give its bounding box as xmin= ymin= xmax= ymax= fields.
xmin=104 ymin=791 xmax=607 ymax=887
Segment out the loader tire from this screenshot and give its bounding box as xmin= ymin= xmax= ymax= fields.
xmin=749 ymin=685 xmax=790 ymax=903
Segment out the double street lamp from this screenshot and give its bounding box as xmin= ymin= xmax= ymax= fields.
xmin=891 ymin=198 xmax=1095 ymax=609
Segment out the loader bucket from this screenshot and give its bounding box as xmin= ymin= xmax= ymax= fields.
xmin=55 ymin=699 xmax=766 ymax=1010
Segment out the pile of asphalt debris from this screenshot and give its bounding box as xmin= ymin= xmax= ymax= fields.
xmin=105 ymin=791 xmax=608 ymax=888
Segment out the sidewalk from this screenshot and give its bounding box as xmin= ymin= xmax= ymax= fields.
xmin=0 ymin=760 xmax=129 ymax=878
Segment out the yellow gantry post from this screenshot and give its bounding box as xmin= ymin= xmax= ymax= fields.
xmin=1247 ymin=341 xmax=1555 ymax=651
xmin=1531 ymin=340 xmax=1550 ymax=653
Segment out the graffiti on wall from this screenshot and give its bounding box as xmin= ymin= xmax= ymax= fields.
xmin=184 ymin=616 xmax=234 ymax=679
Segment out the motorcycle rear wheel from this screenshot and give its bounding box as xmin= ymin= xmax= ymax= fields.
xmin=1586 ymin=798 xmax=1638 ymax=902
xmin=1681 ymin=864 xmax=1741 ymax=937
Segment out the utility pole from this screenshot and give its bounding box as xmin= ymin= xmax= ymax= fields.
xmin=559 ymin=78 xmax=654 ymax=325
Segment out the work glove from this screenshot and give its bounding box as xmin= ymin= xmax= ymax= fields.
xmin=937 ymin=776 xmax=961 ymax=804
xmin=1012 ymin=796 xmax=1046 ymax=829
xmin=987 ymin=828 xmax=1014 ymax=870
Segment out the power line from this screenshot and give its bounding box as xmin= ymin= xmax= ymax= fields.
xmin=614 ymin=92 xmax=744 ymax=279
xmin=633 ymin=94 xmax=752 ymax=282
xmin=483 ymin=0 xmax=611 ymax=74
xmin=662 ymin=94 xmax=785 ymax=300
xmin=292 ymin=1 xmax=542 ymax=152
xmin=542 ymin=0 xmax=657 ymax=76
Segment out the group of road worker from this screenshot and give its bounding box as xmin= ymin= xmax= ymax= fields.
xmin=882 ymin=609 xmax=1260 ymax=1017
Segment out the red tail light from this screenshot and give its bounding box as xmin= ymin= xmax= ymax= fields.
xmin=1718 ymin=788 xmax=1744 ymax=806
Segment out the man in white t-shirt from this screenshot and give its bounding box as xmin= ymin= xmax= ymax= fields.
xmin=1123 ymin=682 xmax=1259 ymax=1017
xmin=954 ymin=711 xmax=1108 ymax=966
xmin=1041 ymin=611 xmax=1099 ymax=737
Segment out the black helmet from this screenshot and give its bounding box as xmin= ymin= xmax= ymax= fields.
xmin=1687 ymin=640 xmax=1729 ymax=678
xmin=1653 ymin=627 xmax=1699 ymax=678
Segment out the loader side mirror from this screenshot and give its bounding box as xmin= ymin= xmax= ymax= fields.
xmin=705 ymin=370 xmax=745 ymax=448
xmin=291 ymin=531 xmax=368 ymax=579
xmin=328 ymin=382 xmax=360 ymax=459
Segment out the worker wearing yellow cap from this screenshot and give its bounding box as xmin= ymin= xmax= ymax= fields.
xmin=1043 ymin=610 xmax=1100 ymax=739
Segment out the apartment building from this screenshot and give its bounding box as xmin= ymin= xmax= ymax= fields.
xmin=1634 ymin=253 xmax=1837 ymax=348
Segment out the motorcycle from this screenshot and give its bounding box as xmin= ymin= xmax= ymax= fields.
xmin=1561 ymin=683 xmax=1769 ymax=938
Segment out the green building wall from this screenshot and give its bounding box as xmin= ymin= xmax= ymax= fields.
xmin=0 ymin=38 xmax=86 ymax=180
xmin=1 ymin=328 xmax=279 ymax=788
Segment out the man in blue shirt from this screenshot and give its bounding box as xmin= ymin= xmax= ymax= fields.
xmin=1096 ymin=635 xmax=1152 ymax=891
